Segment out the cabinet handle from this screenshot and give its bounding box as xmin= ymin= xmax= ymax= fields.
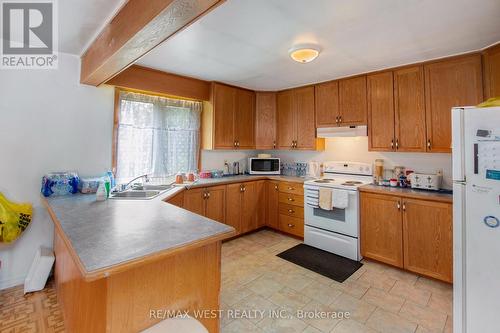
xmin=274 ymin=185 xmax=278 ymax=190
xmin=287 ymin=187 xmax=294 ymax=190
xmin=287 ymin=197 xmax=294 ymax=202
xmin=402 ymin=202 xmax=406 ymax=211
xmin=288 ymin=209 xmax=294 ymax=213
xmin=397 ymin=201 xmax=401 ymax=210
xmin=203 ymin=192 xmax=207 ymax=199
xmin=335 ymin=116 xmax=339 ymax=124
xmin=391 ymin=140 xmax=394 ymax=149
xmin=273 ymin=141 xmax=276 ymax=149
xmin=339 ymin=116 xmax=342 ymax=123
xmin=287 ymin=223 xmax=295 ymax=228
xmin=427 ymin=140 xmax=431 ymax=150
xmin=207 ymin=192 xmax=210 ymax=198
xmin=395 ymin=139 xmax=399 ymax=150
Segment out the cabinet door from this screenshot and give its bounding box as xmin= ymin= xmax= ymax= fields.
xmin=367 ymin=72 xmax=395 ymax=151
xmin=235 ymin=88 xmax=256 ymax=149
xmin=255 ymin=92 xmax=277 ymax=149
xmin=183 ymin=188 xmax=205 ymax=216
xmin=394 ymin=66 xmax=426 ymax=152
xmin=241 ymin=182 xmax=258 ymax=233
xmin=266 ymin=181 xmax=280 ymax=229
xmin=213 ymin=83 xmax=236 ymax=149
xmin=277 ymin=90 xmax=296 ymax=149
xmin=339 ymin=76 xmax=367 ymax=125
xmin=403 ymin=198 xmax=453 ymax=282
xmin=360 ymin=192 xmax=403 ymax=267
xmin=255 ymin=180 xmax=267 ymax=228
xmin=315 ymin=81 xmax=339 ymax=127
xmin=483 ymin=44 xmax=500 ymax=99
xmin=166 ymin=191 xmax=184 ymax=208
xmin=294 ymin=86 xmax=316 ymax=150
xmin=205 ymin=185 xmax=226 ymax=224
xmin=225 ymin=183 xmax=242 ymax=234
xmin=424 ymin=54 xmax=483 ymax=152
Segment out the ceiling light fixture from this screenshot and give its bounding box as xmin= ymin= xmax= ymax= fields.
xmin=289 ymin=44 xmax=320 ymax=63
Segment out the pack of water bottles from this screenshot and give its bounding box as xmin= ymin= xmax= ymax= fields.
xmin=41 ymin=171 xmax=115 ymax=197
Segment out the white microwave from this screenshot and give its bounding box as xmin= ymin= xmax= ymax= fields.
xmin=248 ymin=158 xmax=281 ymax=175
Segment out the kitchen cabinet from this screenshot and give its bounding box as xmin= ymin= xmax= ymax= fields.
xmin=339 ymin=76 xmax=367 ymax=125
xmin=360 ymin=192 xmax=403 ymax=267
xmin=403 ymin=198 xmax=453 ymax=283
xmin=255 ymin=92 xmax=277 ymax=149
xmin=277 ymin=181 xmax=305 ymax=238
xmin=368 ymin=67 xmax=426 ymax=152
xmin=367 ymin=71 xmax=395 ymax=151
xmin=360 ymin=191 xmax=453 ymax=282
xmin=424 ymin=54 xmax=483 ymax=152
xmin=266 ymin=181 xmax=279 ymax=229
xmin=211 ymin=82 xmax=255 ymax=150
xmin=315 ymin=81 xmax=340 ymax=127
xmin=394 ymin=66 xmax=426 ymax=152
xmin=225 ymin=181 xmax=266 ymax=234
xmin=277 ymin=87 xmax=322 ymax=150
xmin=165 ymin=191 xmax=184 ymax=208
xmin=483 ymin=43 xmax=500 ymax=99
xmin=182 ymin=185 xmax=226 ymax=223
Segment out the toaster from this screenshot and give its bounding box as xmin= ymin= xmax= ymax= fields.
xmin=409 ymin=173 xmax=442 ymax=191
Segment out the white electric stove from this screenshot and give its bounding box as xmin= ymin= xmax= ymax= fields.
xmin=303 ymin=161 xmax=373 ymax=261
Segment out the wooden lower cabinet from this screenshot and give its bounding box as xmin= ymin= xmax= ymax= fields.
xmin=182 ymin=186 xmax=225 ymax=223
xmin=360 ymin=191 xmax=452 ymax=282
xmin=165 ymin=191 xmax=184 ymax=207
xmin=266 ymin=181 xmax=280 ymax=229
xmin=226 ymin=183 xmax=242 ymax=233
xmin=403 ymin=198 xmax=453 ymax=283
xmin=279 ymin=214 xmax=304 ymax=238
xmin=360 ymin=192 xmax=403 ymax=267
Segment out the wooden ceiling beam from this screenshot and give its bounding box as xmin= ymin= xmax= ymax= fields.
xmin=80 ymin=0 xmax=224 ymax=86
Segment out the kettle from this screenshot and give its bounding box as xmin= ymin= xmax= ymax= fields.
xmin=308 ymin=161 xmax=321 ymax=178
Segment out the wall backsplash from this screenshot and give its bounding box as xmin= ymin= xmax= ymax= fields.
xmin=201 ymin=137 xmax=452 ymax=189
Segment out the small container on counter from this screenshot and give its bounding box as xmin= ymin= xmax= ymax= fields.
xmin=389 ymin=178 xmax=398 ymax=187
xmin=399 ymin=175 xmax=408 ymax=188
xmin=175 ymin=173 xmax=184 ymax=184
xmin=199 ymin=171 xmax=212 ymax=179
xmin=211 ymin=170 xmax=224 ymax=178
xmin=380 ymin=179 xmax=391 ymax=186
xmin=186 ymin=172 xmax=195 ymax=182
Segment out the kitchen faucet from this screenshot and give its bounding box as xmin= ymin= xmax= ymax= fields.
xmin=117 ymin=174 xmax=150 ymax=192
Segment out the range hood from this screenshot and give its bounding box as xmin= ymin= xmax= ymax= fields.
xmin=317 ymin=125 xmax=367 ymax=138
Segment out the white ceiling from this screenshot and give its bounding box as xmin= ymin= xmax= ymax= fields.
xmin=59 ymin=0 xmax=126 ymax=55
xmin=137 ymin=0 xmax=500 ymax=91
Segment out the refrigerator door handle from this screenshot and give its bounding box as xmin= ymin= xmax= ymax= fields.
xmin=473 ymin=143 xmax=479 ymax=175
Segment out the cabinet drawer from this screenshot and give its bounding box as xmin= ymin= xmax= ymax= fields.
xmin=279 ymin=214 xmax=304 ymax=237
xmin=279 ymin=203 xmax=304 ymax=218
xmin=279 ymin=182 xmax=304 ymax=195
xmin=278 ymin=192 xmax=304 ymax=206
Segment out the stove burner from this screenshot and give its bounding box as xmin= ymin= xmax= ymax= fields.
xmin=314 ymin=179 xmax=335 ymax=183
xmin=341 ymin=181 xmax=363 ymax=186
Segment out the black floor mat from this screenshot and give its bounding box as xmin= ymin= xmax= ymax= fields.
xmin=277 ymin=244 xmax=363 ymax=283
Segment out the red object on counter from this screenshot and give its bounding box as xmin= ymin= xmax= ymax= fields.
xmin=199 ymin=171 xmax=212 ymax=179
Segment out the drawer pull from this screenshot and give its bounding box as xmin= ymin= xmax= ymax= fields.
xmin=287 ymin=197 xmax=294 ymax=202
xmin=287 ymin=224 xmax=295 ymax=228
xmin=288 ymin=209 xmax=294 ymax=213
xmin=287 ymin=187 xmax=295 ymax=190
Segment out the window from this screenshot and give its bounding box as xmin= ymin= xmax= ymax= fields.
xmin=115 ymin=90 xmax=202 ymax=181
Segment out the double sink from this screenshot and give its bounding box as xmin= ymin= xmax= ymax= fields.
xmin=110 ymin=184 xmax=174 ymax=200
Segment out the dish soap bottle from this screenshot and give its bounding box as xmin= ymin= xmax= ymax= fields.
xmin=96 ymin=181 xmax=107 ymax=201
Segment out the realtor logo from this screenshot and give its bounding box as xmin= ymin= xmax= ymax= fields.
xmin=1 ymin=0 xmax=58 ymax=69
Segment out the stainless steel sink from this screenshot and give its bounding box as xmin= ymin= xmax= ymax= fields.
xmin=131 ymin=184 xmax=173 ymax=191
xmin=110 ymin=190 xmax=161 ymax=199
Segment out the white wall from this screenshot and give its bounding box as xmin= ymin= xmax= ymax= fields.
xmin=201 ymin=137 xmax=452 ymax=189
xmin=0 ymin=53 xmax=114 ymax=289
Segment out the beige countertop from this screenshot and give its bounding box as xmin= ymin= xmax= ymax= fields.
xmin=359 ymin=184 xmax=453 ymax=203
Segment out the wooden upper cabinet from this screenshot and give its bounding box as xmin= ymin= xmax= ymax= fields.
xmin=213 ymin=83 xmax=236 ymax=149
xmin=394 ymin=66 xmax=426 ymax=152
xmin=424 ymin=54 xmax=483 ymax=152
xmin=483 ymin=43 xmax=500 ymax=99
xmin=315 ymin=81 xmax=339 ymax=127
xmin=277 ymin=90 xmax=296 ymax=149
xmin=339 ymin=76 xmax=367 ymax=125
xmin=294 ymin=86 xmax=316 ymax=149
xmin=367 ymin=72 xmax=395 ymax=151
xmin=360 ymin=192 xmax=403 ymax=268
xmin=403 ymin=198 xmax=453 ymax=283
xmin=255 ymin=92 xmax=277 ymax=149
xmin=235 ymin=88 xmax=255 ymax=149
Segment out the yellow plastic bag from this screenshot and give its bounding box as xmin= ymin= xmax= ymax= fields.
xmin=0 ymin=193 xmax=32 ymax=243
xmin=477 ymin=97 xmax=500 ymax=107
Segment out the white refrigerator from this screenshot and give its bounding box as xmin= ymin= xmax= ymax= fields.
xmin=452 ymin=106 xmax=500 ymax=333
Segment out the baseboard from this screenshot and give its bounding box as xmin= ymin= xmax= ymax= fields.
xmin=0 ymin=274 xmax=25 ymax=290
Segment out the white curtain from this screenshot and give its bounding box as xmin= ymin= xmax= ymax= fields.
xmin=116 ymin=91 xmax=201 ymax=181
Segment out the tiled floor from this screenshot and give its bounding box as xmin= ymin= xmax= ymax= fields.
xmin=0 ymin=229 xmax=453 ymax=333
xmin=220 ymin=229 xmax=453 ymax=333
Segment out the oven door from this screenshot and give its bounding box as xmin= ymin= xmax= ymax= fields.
xmin=304 ymin=190 xmax=359 ymax=238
